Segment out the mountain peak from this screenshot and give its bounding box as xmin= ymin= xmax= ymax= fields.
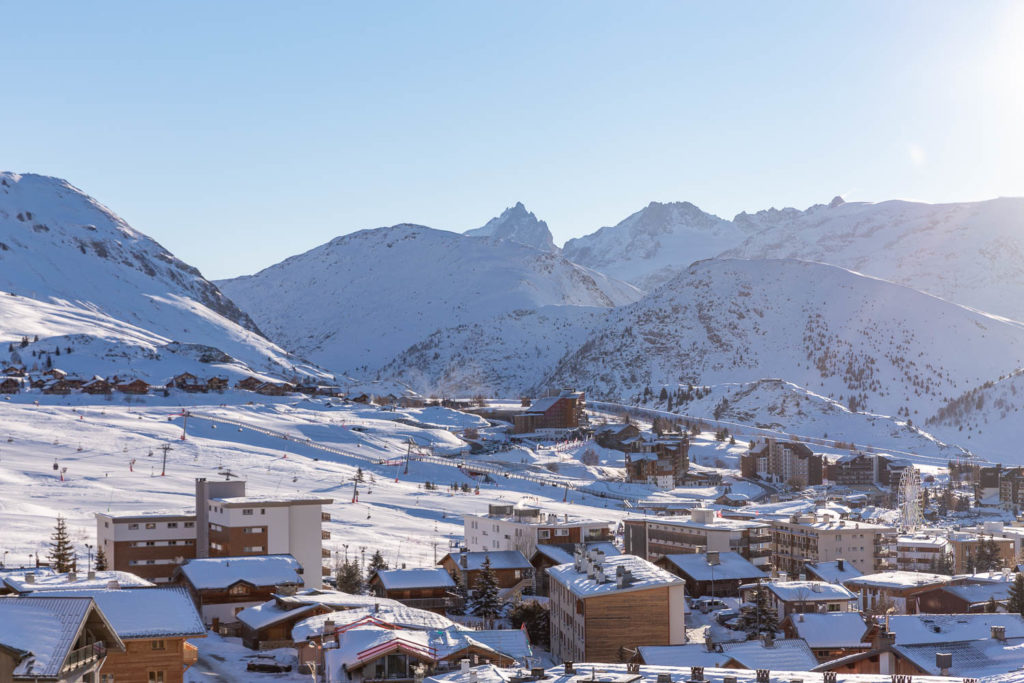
xmin=464 ymin=202 xmax=557 ymax=252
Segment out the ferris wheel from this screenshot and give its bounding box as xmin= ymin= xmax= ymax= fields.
xmin=897 ymin=466 xmax=923 ymax=533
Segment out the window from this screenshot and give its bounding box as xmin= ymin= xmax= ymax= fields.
xmin=828 ymin=603 xmax=841 ymax=612
xmin=555 ymin=529 xmax=569 ymax=537
xmin=184 ymin=521 xmax=195 ymax=528
xmin=151 ymin=640 xmax=166 ymax=650
xmin=245 ymin=527 xmax=262 ymax=534
xmin=538 ymin=530 xmax=551 ymax=539
xmin=128 ymin=523 xmax=139 ymax=530
xmin=260 ymin=508 xmax=266 ymax=515
xmin=229 ymin=583 xmax=251 ymax=595
xmin=242 ymin=509 xmax=254 ymax=516
xmin=148 ymin=671 xmax=165 ymax=683
xmin=145 ymin=541 xmax=155 ymax=547
xmin=167 ymin=522 xmax=177 ymax=528
xmin=101 ymin=675 xmax=115 ymax=683
xmin=145 ymin=523 xmax=157 ymax=530
xmin=244 ymin=546 xmax=264 ymax=553
xmin=104 ymin=522 xmax=109 ymax=528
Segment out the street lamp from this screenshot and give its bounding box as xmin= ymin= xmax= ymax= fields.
xmin=84 ymin=544 xmax=94 ymax=572
xmin=2 ymin=550 xmax=8 ymax=567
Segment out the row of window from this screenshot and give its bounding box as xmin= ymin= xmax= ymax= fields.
xmin=125 ymin=521 xmax=194 ymax=530
xmin=131 ymin=539 xmax=194 ymax=548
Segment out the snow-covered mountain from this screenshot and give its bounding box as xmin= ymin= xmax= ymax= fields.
xmin=464 ymin=202 xmax=557 ymax=252
xmin=0 ymin=172 xmax=323 ymax=382
xmin=217 ymin=225 xmax=642 ymax=374
xmin=925 ymin=369 xmax=1024 ymax=464
xmin=540 ymin=258 xmax=1024 ymax=418
xmin=562 ymin=201 xmax=754 ymax=290
xmin=723 ymin=197 xmax=1024 ymax=322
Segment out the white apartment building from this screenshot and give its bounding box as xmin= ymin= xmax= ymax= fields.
xmin=95 ymin=512 xmax=198 ymax=583
xmin=624 ymin=508 xmax=773 ymax=567
xmin=771 ymin=512 xmax=897 ymax=576
xmin=895 ymin=534 xmax=950 ymax=572
xmin=463 ymin=504 xmax=612 ymax=558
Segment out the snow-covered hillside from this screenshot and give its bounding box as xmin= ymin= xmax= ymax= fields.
xmin=375 ymin=305 xmax=604 ymax=397
xmin=0 ymin=172 xmax=324 ymax=383
xmin=562 ymin=201 xmax=754 ymax=290
xmin=464 ymin=202 xmax=557 ymax=252
xmin=541 ymin=259 xmax=1024 ymax=418
xmin=723 ymin=196 xmax=1024 ymax=322
xmin=217 ymin=225 xmax=642 ymax=374
xmin=926 ymin=369 xmax=1024 ymax=464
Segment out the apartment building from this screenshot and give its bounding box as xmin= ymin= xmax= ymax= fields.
xmin=826 ymin=453 xmax=902 ymax=487
xmin=623 ymin=508 xmax=773 ymax=567
xmin=741 ymin=439 xmax=823 ymax=486
xmin=895 ymin=534 xmax=950 ymax=572
xmin=770 ymin=513 xmax=897 ymax=576
xmin=547 ymin=548 xmax=685 ymax=663
xmin=512 ymin=390 xmax=586 ymax=435
xmin=946 ymin=531 xmax=1016 ymax=574
xmin=96 ymin=478 xmax=332 ymax=587
xmin=463 ymin=504 xmax=612 ymax=558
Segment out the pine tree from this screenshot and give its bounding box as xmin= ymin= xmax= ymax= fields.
xmin=448 ymin=570 xmax=468 ymax=615
xmin=368 ymin=549 xmax=389 ymax=573
xmin=94 ymin=546 xmax=108 ymax=571
xmin=469 ymin=556 xmax=503 ymax=627
xmin=985 ymin=596 xmax=999 ymax=613
xmin=1006 ymin=574 xmax=1024 ymax=616
xmin=975 ymin=536 xmax=1004 ymax=573
xmin=743 ymin=584 xmax=778 ymax=638
xmin=336 ymin=558 xmax=364 ymax=594
xmin=508 ymin=601 xmax=549 ymax=647
xmin=48 ymin=515 xmax=75 ymax=573
xmin=355 ymin=467 xmax=365 ymax=483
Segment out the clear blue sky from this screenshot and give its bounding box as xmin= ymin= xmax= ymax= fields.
xmin=3 ymin=1 xmax=1023 ymax=279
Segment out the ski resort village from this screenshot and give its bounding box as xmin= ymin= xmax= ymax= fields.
xmin=3 ymin=175 xmax=1024 ymax=683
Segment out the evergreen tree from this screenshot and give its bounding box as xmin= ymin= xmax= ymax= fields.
xmin=1006 ymin=574 xmax=1024 ymax=616
xmin=508 ymin=601 xmax=549 ymax=647
xmin=48 ymin=515 xmax=75 ymax=573
xmin=337 ymin=558 xmax=364 ymax=594
xmin=368 ymin=549 xmax=389 ymax=573
xmin=975 ymin=536 xmax=1004 ymax=573
xmin=448 ymin=569 xmax=468 ymax=615
xmin=94 ymin=546 xmax=108 ymax=571
xmin=743 ymin=583 xmax=778 ymax=638
xmin=985 ymin=596 xmax=999 ymax=613
xmin=469 ymin=557 xmax=503 ymax=627
xmin=355 ymin=467 xmax=365 ymax=483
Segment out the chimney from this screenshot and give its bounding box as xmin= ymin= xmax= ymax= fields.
xmin=106 ymin=580 xmax=120 ymax=589
xmin=564 ymin=662 xmax=574 ymax=675
xmin=992 ymin=625 xmax=1006 ymax=641
xmin=67 ymin=571 xmax=77 ymax=583
xmin=762 ymin=632 xmax=774 ymax=648
xmin=531 ymin=668 xmax=546 ymax=679
xmin=323 ymin=620 xmax=335 ymax=634
xmin=24 ymin=573 xmax=35 ymax=585
xmin=460 ymin=553 xmax=468 ymax=569
xmin=837 ymin=559 xmax=844 ymax=571
xmin=461 ymin=660 xmax=471 ymax=673
xmin=470 ymin=672 xmax=478 ymax=683
xmin=936 ymin=652 xmax=952 ymax=676
xmin=656 ymin=675 xmax=672 ymax=683
xmin=87 ymin=571 xmax=96 ymax=581
xmin=707 ymin=551 xmax=720 ymax=566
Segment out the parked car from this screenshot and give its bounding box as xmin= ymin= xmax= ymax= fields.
xmin=693 ymin=597 xmax=727 ymax=613
xmin=716 ymin=609 xmax=739 ymax=626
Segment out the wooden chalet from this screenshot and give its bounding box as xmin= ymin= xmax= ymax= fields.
xmin=116 ymin=378 xmax=150 ymax=395
xmin=256 ymin=382 xmax=295 ymax=396
xmin=1 ymin=366 xmax=25 ymax=377
xmin=655 ymin=551 xmax=766 ymax=598
xmin=0 ymin=377 xmax=20 ymax=394
xmin=437 ymin=551 xmax=532 ymax=595
xmin=367 ymin=568 xmax=457 ymax=613
xmin=206 ymin=376 xmax=229 ymax=392
xmin=82 ymin=376 xmax=113 ymax=395
xmin=780 ymin=612 xmax=871 ymax=662
xmin=44 ymin=368 xmax=68 ymax=379
xmin=512 ymin=390 xmax=585 ymax=434
xmin=235 ymin=376 xmax=263 ymax=391
xmin=238 ymin=597 xmax=334 ymax=650
xmin=42 ymin=378 xmax=74 ymax=394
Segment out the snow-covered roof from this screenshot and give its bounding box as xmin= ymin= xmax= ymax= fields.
xmin=533 ymin=542 xmax=621 ymax=566
xmin=886 ymin=613 xmax=1024 ymax=645
xmin=629 ymin=514 xmax=769 ymax=531
xmin=548 ymin=555 xmax=683 ymax=598
xmin=2 ymin=569 xmax=153 ymax=593
xmin=0 ymin=596 xmax=119 ymax=678
xmin=804 ymin=560 xmax=863 ymax=584
xmin=941 ymin=581 xmax=1012 ymax=605
xmin=783 ymin=613 xmax=869 ymax=648
xmin=659 ymin=552 xmax=766 ymax=582
xmin=292 ymin=603 xmax=461 ymax=642
xmin=744 ymin=580 xmax=856 ymax=603
xmin=425 ymin=664 xmax=514 ymax=683
xmin=38 ymin=586 xmax=205 ymax=639
xmin=444 ymin=551 xmax=532 ymax=571
xmin=177 ymin=554 xmax=303 ymax=590
xmin=893 ymin=637 xmax=1024 ymax=677
xmin=274 ymin=588 xmax=404 ymax=611
xmin=543 ymin=661 xmax=958 ymax=683
xmin=896 ymin=534 xmax=948 ymax=548
xmin=719 ymin=638 xmax=819 ymax=671
xmin=213 ymin=495 xmax=332 ymax=505
xmin=237 ymin=599 xmax=323 ymax=631
xmin=637 ymin=644 xmax=726 ymax=667
xmin=373 ymin=568 xmax=455 ymax=590
xmin=842 ymin=571 xmax=951 ymax=591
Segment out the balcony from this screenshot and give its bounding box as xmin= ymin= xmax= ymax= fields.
xmin=322 ymin=512 xmax=331 ymax=522
xmin=61 ymin=641 xmax=106 ymax=674
xmin=747 ymin=534 xmax=773 ymax=545
xmin=322 ymin=565 xmax=332 ymax=576
xmin=322 ymin=530 xmax=331 ymax=540
xmin=183 ymin=642 xmax=199 ymax=667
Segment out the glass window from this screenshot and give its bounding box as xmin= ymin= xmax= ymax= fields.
xmin=184 ymin=521 xmax=195 ymax=528
xmin=151 ymin=640 xmax=166 ymax=650
xmin=128 ymin=523 xmax=139 ymax=530
xmin=148 ymin=671 xmax=165 ymax=683
xmin=145 ymin=523 xmax=157 ymax=530
xmin=167 ymin=522 xmax=177 ymax=528
xmin=243 ymin=509 xmax=254 ymax=516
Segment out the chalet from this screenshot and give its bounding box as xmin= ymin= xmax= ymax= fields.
xmin=349 ymin=393 xmax=372 ymax=403
xmin=44 ymin=368 xmax=68 ymax=379
xmin=1 ymin=569 xmax=154 ymax=596
xmin=116 ymin=378 xmax=150 ymax=395
xmin=63 ymin=377 xmax=86 ymax=390
xmin=780 ymin=612 xmax=870 ymax=662
xmin=916 ymin=578 xmax=1013 ymax=613
xmin=235 ymin=376 xmax=263 ymax=391
xmin=739 ymin=580 xmax=858 ymax=620
xmin=256 ymin=381 xmax=295 ymax=396
xmin=529 ymin=542 xmax=620 ymax=597
xmin=0 ymin=595 xmax=125 ymax=682
xmin=37 ymin=586 xmax=205 ymax=683
xmin=803 ymin=558 xmax=862 ymax=585
xmin=438 ymin=551 xmax=532 ymax=598
xmin=169 ymin=372 xmax=199 ymax=389
xmin=81 ymin=376 xmax=113 ymax=395
xmin=594 ymin=423 xmax=641 ymax=450
xmin=656 ymin=551 xmax=766 ymax=598
xmin=1 ymin=366 xmax=25 ymax=377
xmin=622 ymin=433 xmax=689 ymax=489
xmin=512 ymin=390 xmax=585 ymax=435
xmin=841 ymin=571 xmax=953 ymax=615
xmin=206 ymin=376 xmax=229 ymax=392
xmin=0 ymin=377 xmax=20 ymax=393
xmin=397 ymin=395 xmax=426 ymax=408
xmin=173 ymin=554 xmax=304 ymax=628
xmin=42 ymin=378 xmax=74 ymax=394
xmin=547 ymin=549 xmax=686 ymax=663
xmin=367 ymin=568 xmax=456 ymax=613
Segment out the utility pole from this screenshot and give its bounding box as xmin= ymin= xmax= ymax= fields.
xmin=159 ymin=444 xmax=172 ymax=477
